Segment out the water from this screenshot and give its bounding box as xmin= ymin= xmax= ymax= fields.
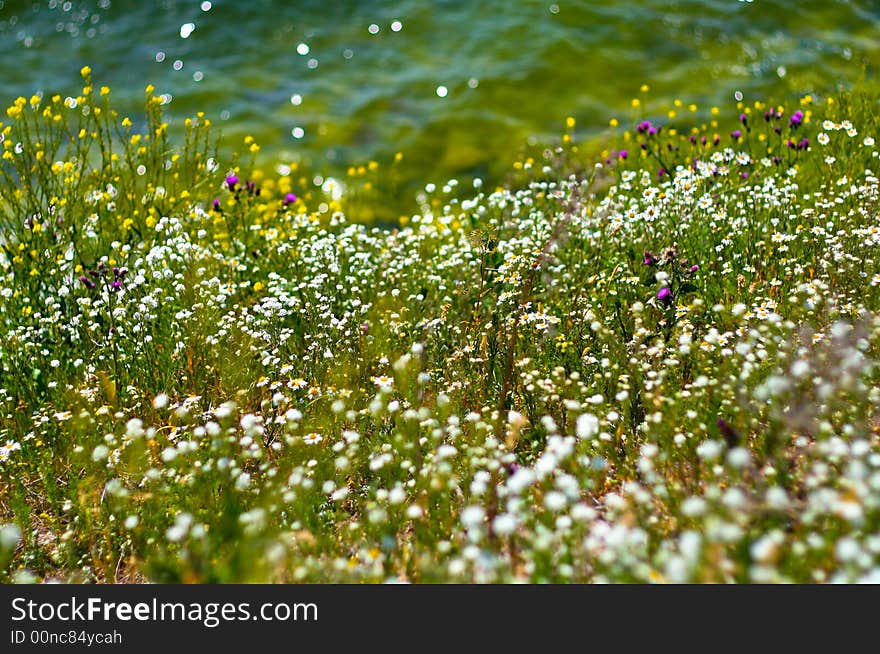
xmin=2 ymin=0 xmax=879 ymax=200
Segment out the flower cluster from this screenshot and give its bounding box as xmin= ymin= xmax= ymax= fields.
xmin=0 ymin=77 xmax=879 ymax=583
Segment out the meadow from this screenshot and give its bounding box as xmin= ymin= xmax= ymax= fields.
xmin=1 ymin=69 xmax=879 ymax=583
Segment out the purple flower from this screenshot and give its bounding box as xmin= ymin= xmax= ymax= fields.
xmin=742 ymin=171 xmax=749 ymax=179
xmin=212 ymin=198 xmax=221 ymax=212
xmin=657 ymin=168 xmax=665 ymax=178
xmin=643 ymin=251 xmax=657 ymax=267
xmin=657 ymin=287 xmax=673 ymax=304
xmin=689 ymin=264 xmax=699 ymax=273
xmin=637 ymin=120 xmax=652 ymax=134
xmin=739 ymin=113 xmax=748 ymax=125
xmin=790 ymin=110 xmax=804 ymax=127
xmin=283 ymin=192 xmax=297 ymax=205
xmin=111 ymin=279 xmax=122 ymax=291
xmin=225 ymin=175 xmax=239 ymax=190
xmin=731 ymin=129 xmax=742 ymax=140
xmin=799 ymin=137 xmax=809 ymax=150
xmin=618 ymin=150 xmax=628 ymax=160
xmin=78 ymin=275 xmax=95 ymax=289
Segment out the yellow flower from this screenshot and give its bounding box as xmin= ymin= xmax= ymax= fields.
xmin=80 ymin=65 xmax=91 ymax=77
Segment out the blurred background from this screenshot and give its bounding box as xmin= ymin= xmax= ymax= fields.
xmin=1 ymin=0 xmax=878 ymax=211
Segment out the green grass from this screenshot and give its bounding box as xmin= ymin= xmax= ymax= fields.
xmin=1 ymin=71 xmax=879 ymax=583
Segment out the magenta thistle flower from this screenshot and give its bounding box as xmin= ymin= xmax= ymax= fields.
xmin=790 ymin=110 xmax=804 ymax=127
xmin=225 ymin=175 xmax=239 ymax=190
xmin=212 ymin=198 xmax=221 ymax=212
xmin=618 ymin=150 xmax=628 ymax=160
xmin=283 ymin=192 xmax=297 ymax=205
xmin=657 ymin=287 xmax=673 ymax=304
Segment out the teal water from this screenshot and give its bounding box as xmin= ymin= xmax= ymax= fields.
xmin=2 ymin=0 xmax=879 ymax=195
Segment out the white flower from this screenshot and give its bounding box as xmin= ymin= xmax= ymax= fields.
xmin=507 ymin=468 xmax=536 ymax=495
xmin=125 ymin=418 xmax=144 ymax=439
xmin=576 ymin=413 xmax=599 ymax=440
xmin=460 ymin=505 xmax=485 ymax=529
xmin=492 ymin=513 xmax=517 ymax=536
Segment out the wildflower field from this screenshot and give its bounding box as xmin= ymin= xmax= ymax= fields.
xmin=1 ymin=69 xmax=880 ymax=584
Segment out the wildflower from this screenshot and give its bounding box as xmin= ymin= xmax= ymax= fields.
xmin=576 ymin=413 xmax=599 ymax=440
xmin=283 ymin=192 xmax=297 ymax=205
xmin=0 ymin=441 xmax=21 ymax=461
xmin=790 ymin=110 xmax=804 ymax=127
xmin=225 ymin=174 xmax=239 ymax=190
xmin=657 ymin=287 xmax=673 ymax=305
xmin=373 ymin=375 xmax=393 ymax=389
xmin=618 ymin=150 xmax=628 ymax=160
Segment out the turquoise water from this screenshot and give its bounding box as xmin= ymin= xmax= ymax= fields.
xmin=2 ymin=0 xmax=879 ymax=194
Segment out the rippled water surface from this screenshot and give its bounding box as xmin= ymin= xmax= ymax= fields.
xmin=2 ymin=0 xmax=878 ymax=191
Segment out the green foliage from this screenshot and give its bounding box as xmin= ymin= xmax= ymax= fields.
xmin=1 ymin=76 xmax=880 ymax=583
